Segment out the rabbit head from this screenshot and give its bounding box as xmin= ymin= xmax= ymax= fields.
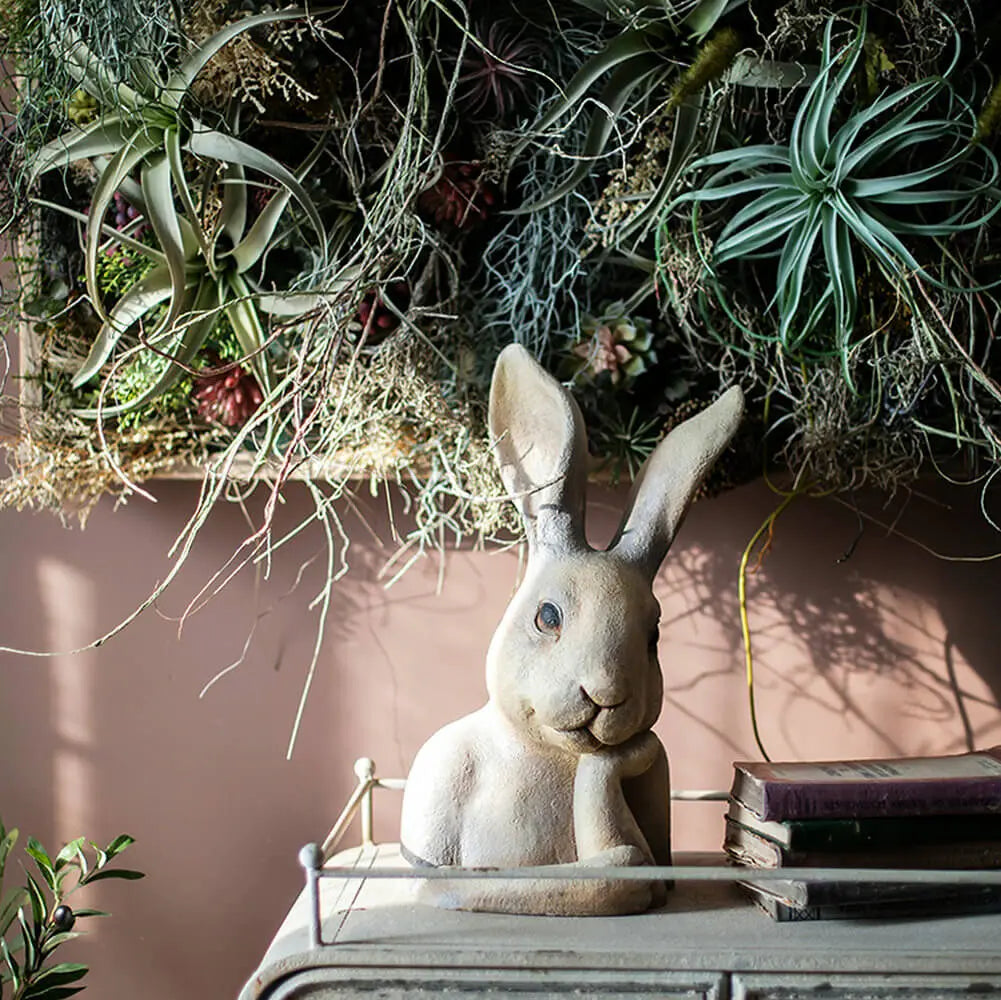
xmin=485 ymin=344 xmax=743 ymax=756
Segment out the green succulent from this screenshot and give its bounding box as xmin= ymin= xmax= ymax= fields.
xmin=65 ymin=88 xmax=98 ymax=125
xmin=92 ymin=233 xmax=156 ymax=298
xmin=668 ymin=11 xmax=1001 ymax=380
xmin=567 ymin=300 xmax=656 ymax=388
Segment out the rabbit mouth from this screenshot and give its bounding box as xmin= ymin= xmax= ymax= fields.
xmin=545 ymin=702 xmax=634 ymax=751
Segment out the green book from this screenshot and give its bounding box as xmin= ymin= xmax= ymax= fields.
xmin=726 ymin=799 xmax=1001 ymax=852
xmin=742 ymin=880 xmax=1001 ymax=922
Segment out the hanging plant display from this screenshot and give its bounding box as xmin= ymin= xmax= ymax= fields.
xmin=1 ymin=1 xmax=999 ymax=738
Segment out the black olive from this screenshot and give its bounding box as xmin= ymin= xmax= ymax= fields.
xmin=51 ymin=905 xmax=75 ymax=932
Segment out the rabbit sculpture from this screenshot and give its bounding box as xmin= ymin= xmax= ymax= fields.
xmin=400 ymin=344 xmax=744 ymax=915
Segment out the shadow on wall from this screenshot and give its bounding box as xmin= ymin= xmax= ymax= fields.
xmin=0 ymin=478 xmax=506 ymax=1000
xmin=642 ymin=480 xmax=1001 ymax=764
xmin=0 ymin=474 xmax=999 ymax=1000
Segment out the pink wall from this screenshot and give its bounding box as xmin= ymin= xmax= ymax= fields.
xmin=1 ymin=475 xmax=1000 ymax=998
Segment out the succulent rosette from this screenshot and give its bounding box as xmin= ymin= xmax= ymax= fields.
xmin=568 ymin=302 xmax=657 ymax=389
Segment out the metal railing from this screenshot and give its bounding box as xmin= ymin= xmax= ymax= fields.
xmin=298 ymin=757 xmax=1001 ymax=949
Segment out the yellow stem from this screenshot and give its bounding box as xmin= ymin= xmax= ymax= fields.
xmin=738 ymin=491 xmax=798 ymax=762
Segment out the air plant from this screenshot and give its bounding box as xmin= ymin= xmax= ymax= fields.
xmin=511 ymin=0 xmax=746 ymax=213
xmin=586 ymin=400 xmax=663 ymax=484
xmin=455 ymin=21 xmax=541 ymax=119
xmin=667 ymin=11 xmax=1001 ymax=381
xmin=30 ymin=125 xmax=329 ymax=420
xmin=27 ymin=9 xmax=331 ymax=418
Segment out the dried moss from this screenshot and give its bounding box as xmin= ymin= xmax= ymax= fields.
xmin=1 ymin=414 xmax=215 ymax=524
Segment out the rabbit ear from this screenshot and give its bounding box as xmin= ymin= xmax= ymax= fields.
xmin=609 ymin=387 xmax=744 ymax=578
xmin=490 ymin=344 xmax=588 ymax=554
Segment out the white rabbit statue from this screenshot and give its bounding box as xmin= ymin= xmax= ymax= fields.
xmin=400 ymin=344 xmax=744 ymax=915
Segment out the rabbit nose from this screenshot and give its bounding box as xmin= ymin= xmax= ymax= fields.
xmin=580 ymin=684 xmax=626 ymax=711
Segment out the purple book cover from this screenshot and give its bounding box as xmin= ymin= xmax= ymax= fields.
xmin=732 ymin=746 xmax=1001 ymax=820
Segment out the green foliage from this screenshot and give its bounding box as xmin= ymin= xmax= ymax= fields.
xmin=514 ymin=1 xmax=744 ymax=213
xmin=93 ymin=244 xmax=156 ymax=300
xmin=28 ymin=7 xmax=334 ymax=419
xmin=0 ymin=0 xmax=181 ymax=235
xmin=5 ymin=0 xmax=1001 ymax=753
xmin=112 ymin=349 xmax=195 ymax=432
xmin=0 ymin=819 xmax=142 ymax=1000
xmin=208 ymin=314 xmax=248 ymax=366
xmin=587 ymin=401 xmax=663 ymax=484
xmin=668 ymin=11 xmax=1001 ymax=382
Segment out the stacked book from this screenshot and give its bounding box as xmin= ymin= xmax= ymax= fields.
xmin=724 ymin=745 xmax=1001 ymax=921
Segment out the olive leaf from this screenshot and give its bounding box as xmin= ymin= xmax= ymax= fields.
xmin=0 ymin=823 xmax=141 ymax=1000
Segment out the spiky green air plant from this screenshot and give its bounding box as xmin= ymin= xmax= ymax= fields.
xmin=37 ymin=128 xmax=327 ymax=419
xmin=567 ymin=300 xmax=656 ymax=388
xmin=27 ymin=8 xmax=330 ymax=418
xmin=586 ymin=400 xmax=663 ymax=484
xmin=667 ymin=11 xmax=1001 ymax=385
xmin=511 ymin=0 xmax=746 ymax=213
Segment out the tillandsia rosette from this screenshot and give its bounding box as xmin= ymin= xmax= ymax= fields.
xmin=568 ymin=302 xmax=657 ymax=389
xmin=453 ymin=20 xmax=543 ymax=120
xmin=667 ymin=8 xmax=1001 ymax=382
xmin=25 ymin=6 xmax=332 ymax=431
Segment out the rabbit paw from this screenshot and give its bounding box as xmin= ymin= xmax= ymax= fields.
xmin=581 ymin=844 xmax=648 ymax=868
xmin=588 ymin=846 xmax=668 ymax=911
xmin=580 ymin=845 xmax=657 ymax=913
xmin=581 ymin=730 xmax=662 ymax=780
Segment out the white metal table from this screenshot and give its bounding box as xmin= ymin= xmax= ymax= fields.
xmin=240 ymin=761 xmax=1001 ymax=1000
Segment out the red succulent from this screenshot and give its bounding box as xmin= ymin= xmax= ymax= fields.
xmin=355 ymin=281 xmax=411 ymax=344
xmin=418 ymin=155 xmax=497 ymax=231
xmin=106 ymin=190 xmax=148 ymax=262
xmin=192 ymin=356 xmax=264 ymax=428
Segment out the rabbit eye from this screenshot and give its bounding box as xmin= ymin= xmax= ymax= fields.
xmin=534 ymin=601 xmax=562 ymax=636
